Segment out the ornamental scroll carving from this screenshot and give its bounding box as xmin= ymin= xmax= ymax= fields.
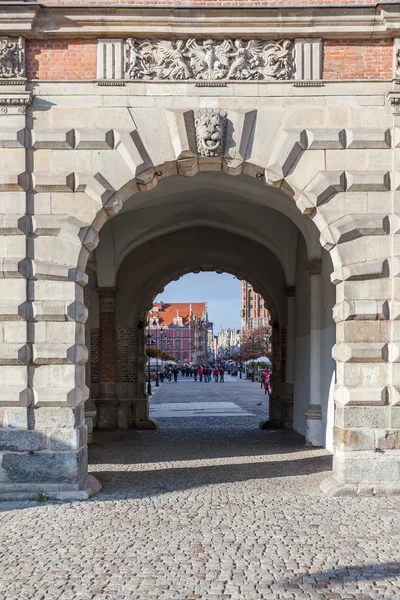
xmin=125 ymin=38 xmax=294 ymax=81
xmin=0 ymin=37 xmax=25 ymax=79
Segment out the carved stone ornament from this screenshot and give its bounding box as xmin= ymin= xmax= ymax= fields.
xmin=0 ymin=37 xmax=25 ymax=79
xmin=194 ymin=109 xmax=227 ymax=157
xmin=388 ymin=95 xmax=400 ymax=114
xmin=125 ymin=38 xmax=294 ymax=82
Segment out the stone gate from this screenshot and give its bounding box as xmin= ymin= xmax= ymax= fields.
xmin=0 ymin=2 xmax=400 ymax=498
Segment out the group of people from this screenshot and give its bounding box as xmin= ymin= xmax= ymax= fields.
xmin=180 ymin=365 xmax=225 ymax=383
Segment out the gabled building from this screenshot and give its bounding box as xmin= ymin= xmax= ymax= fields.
xmin=146 ymin=302 xmax=209 ymax=365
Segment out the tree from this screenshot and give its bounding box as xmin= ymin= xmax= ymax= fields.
xmin=240 ymin=326 xmax=271 ymax=359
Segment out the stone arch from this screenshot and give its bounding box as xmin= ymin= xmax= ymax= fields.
xmin=1 ymin=101 xmax=395 ymax=498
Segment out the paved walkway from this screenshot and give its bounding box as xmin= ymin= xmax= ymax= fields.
xmin=1 ymin=377 xmax=400 ymax=599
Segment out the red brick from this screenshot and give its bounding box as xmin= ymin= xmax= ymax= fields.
xmin=26 ymin=39 xmax=96 ymax=81
xmin=323 ymin=39 xmax=392 ymax=80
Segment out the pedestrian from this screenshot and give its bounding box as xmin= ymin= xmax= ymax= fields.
xmin=264 ymin=370 xmax=270 ymax=395
xmin=214 ymin=367 xmax=219 ymax=382
xmin=198 ymin=366 xmax=203 ymax=382
xmin=194 ymin=366 xmax=198 ymax=382
xmin=260 ymin=371 xmax=266 ymax=389
xmin=219 ymin=367 xmax=224 ymax=382
xmin=173 ymin=367 xmax=179 ymax=382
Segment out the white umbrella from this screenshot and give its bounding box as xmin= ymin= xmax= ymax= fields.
xmin=245 ymin=356 xmax=271 ymax=365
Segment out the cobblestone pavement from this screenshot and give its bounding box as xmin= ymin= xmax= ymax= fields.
xmin=1 ymin=376 xmax=400 ymax=599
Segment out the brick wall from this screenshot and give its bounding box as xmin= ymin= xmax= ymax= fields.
xmin=90 ymin=328 xmax=100 ymax=384
xmin=116 ymin=328 xmax=137 ymax=384
xmin=26 ymin=40 xmax=97 ymax=80
xmin=323 ymin=40 xmax=393 ymax=80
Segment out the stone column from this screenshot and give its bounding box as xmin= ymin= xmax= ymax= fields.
xmin=283 ymin=286 xmax=296 ymax=428
xmin=96 ymin=287 xmax=120 ymax=430
xmin=305 ymin=259 xmax=323 ymax=446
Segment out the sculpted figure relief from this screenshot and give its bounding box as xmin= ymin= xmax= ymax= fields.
xmin=0 ymin=37 xmax=25 ymax=79
xmin=194 ymin=109 xmax=227 ymax=157
xmin=125 ymin=38 xmax=294 ymax=81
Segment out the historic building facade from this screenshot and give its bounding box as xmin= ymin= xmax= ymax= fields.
xmin=217 ymin=328 xmax=241 ymax=359
xmin=146 ymin=302 xmax=209 ymax=364
xmin=1 ymin=1 xmax=400 ymax=498
xmin=241 ymin=280 xmax=270 ymax=331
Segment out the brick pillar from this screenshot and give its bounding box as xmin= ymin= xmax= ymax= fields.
xmin=96 ymin=287 xmax=119 ymax=430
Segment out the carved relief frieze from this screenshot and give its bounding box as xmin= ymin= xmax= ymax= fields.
xmin=125 ymin=38 xmax=294 ymax=82
xmin=0 ymin=37 xmax=25 ymax=79
xmin=194 ymin=109 xmax=227 ymax=157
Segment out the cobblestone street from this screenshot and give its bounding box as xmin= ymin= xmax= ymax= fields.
xmin=1 ymin=377 xmax=400 ymax=599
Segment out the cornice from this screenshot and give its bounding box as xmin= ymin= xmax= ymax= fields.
xmin=0 ymin=5 xmax=39 ymax=33
xmin=1 ymin=4 xmax=399 ymax=38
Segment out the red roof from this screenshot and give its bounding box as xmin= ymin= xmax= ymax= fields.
xmin=149 ymin=302 xmax=206 ymax=326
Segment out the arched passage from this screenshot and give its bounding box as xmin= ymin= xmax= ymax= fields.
xmin=86 ymin=176 xmax=335 ymax=454
xmin=1 ymin=98 xmax=394 ymax=498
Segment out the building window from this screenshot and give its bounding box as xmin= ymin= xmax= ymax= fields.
xmin=258 ymin=317 xmax=264 ymax=326
xmin=248 ymin=318 xmax=254 ymax=330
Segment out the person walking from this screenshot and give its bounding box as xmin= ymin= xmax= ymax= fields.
xmin=214 ymin=367 xmax=219 ymax=383
xmin=264 ymin=370 xmax=270 ymax=395
xmin=219 ymin=367 xmax=224 ymax=382
xmin=194 ymin=366 xmax=198 ymax=382
xmin=198 ymin=366 xmax=203 ymax=382
xmin=173 ymin=367 xmax=179 ymax=382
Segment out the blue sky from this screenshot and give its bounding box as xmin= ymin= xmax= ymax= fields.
xmin=154 ymin=272 xmax=242 ymax=333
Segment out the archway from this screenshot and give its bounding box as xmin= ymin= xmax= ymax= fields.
xmin=2 ymin=101 xmax=393 ymax=498
xmin=85 ymin=175 xmax=335 ymax=457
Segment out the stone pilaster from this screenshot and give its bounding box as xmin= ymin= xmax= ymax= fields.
xmin=305 ymin=259 xmax=323 ymax=446
xmin=96 ymin=287 xmax=119 ymax=430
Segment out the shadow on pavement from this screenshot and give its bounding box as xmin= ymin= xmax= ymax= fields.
xmin=89 ymin=428 xmax=327 ymax=465
xmin=91 ymin=453 xmax=332 ymax=499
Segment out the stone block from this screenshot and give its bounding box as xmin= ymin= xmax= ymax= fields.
xmin=333 ymin=299 xmax=388 ymax=322
xmin=334 ymin=385 xmax=387 ymax=406
xmin=335 ymin=406 xmax=389 ymax=428
xmin=0 ymin=429 xmax=48 ymax=452
xmin=165 ymin=109 xmax=197 ymax=160
xmin=376 ymin=430 xmax=400 ymax=450
xmin=346 ymin=128 xmax=391 ymax=149
xmin=265 ymin=129 xmax=307 ymax=184
xmin=0 ymin=446 xmax=87 ymax=484
xmin=27 ymin=406 xmax=84 ymax=429
xmin=48 ymin=424 xmax=87 ymax=451
xmin=391 ymin=407 xmax=400 ymax=427
xmin=306 ymin=129 xmax=345 ymax=150
xmin=333 ymin=426 xmax=375 ymax=451
xmin=346 ymin=171 xmax=390 ymax=192
xmin=333 ymin=342 xmax=387 ymax=363
xmin=334 ymin=452 xmax=400 ymax=485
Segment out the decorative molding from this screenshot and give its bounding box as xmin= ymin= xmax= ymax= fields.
xmin=0 ymin=37 xmax=25 ymax=80
xmin=388 ymin=94 xmax=400 ymax=114
xmin=394 ymin=38 xmax=400 ymax=79
xmin=294 ymin=39 xmax=322 ymax=81
xmin=28 ymin=6 xmax=400 ymax=38
xmin=97 ymin=39 xmax=124 ymax=80
xmin=0 ymin=92 xmax=31 ymax=115
xmin=293 ymin=82 xmax=324 ymax=87
xmin=124 ymin=38 xmax=294 ymax=82
xmin=194 ymin=109 xmax=226 ymax=157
